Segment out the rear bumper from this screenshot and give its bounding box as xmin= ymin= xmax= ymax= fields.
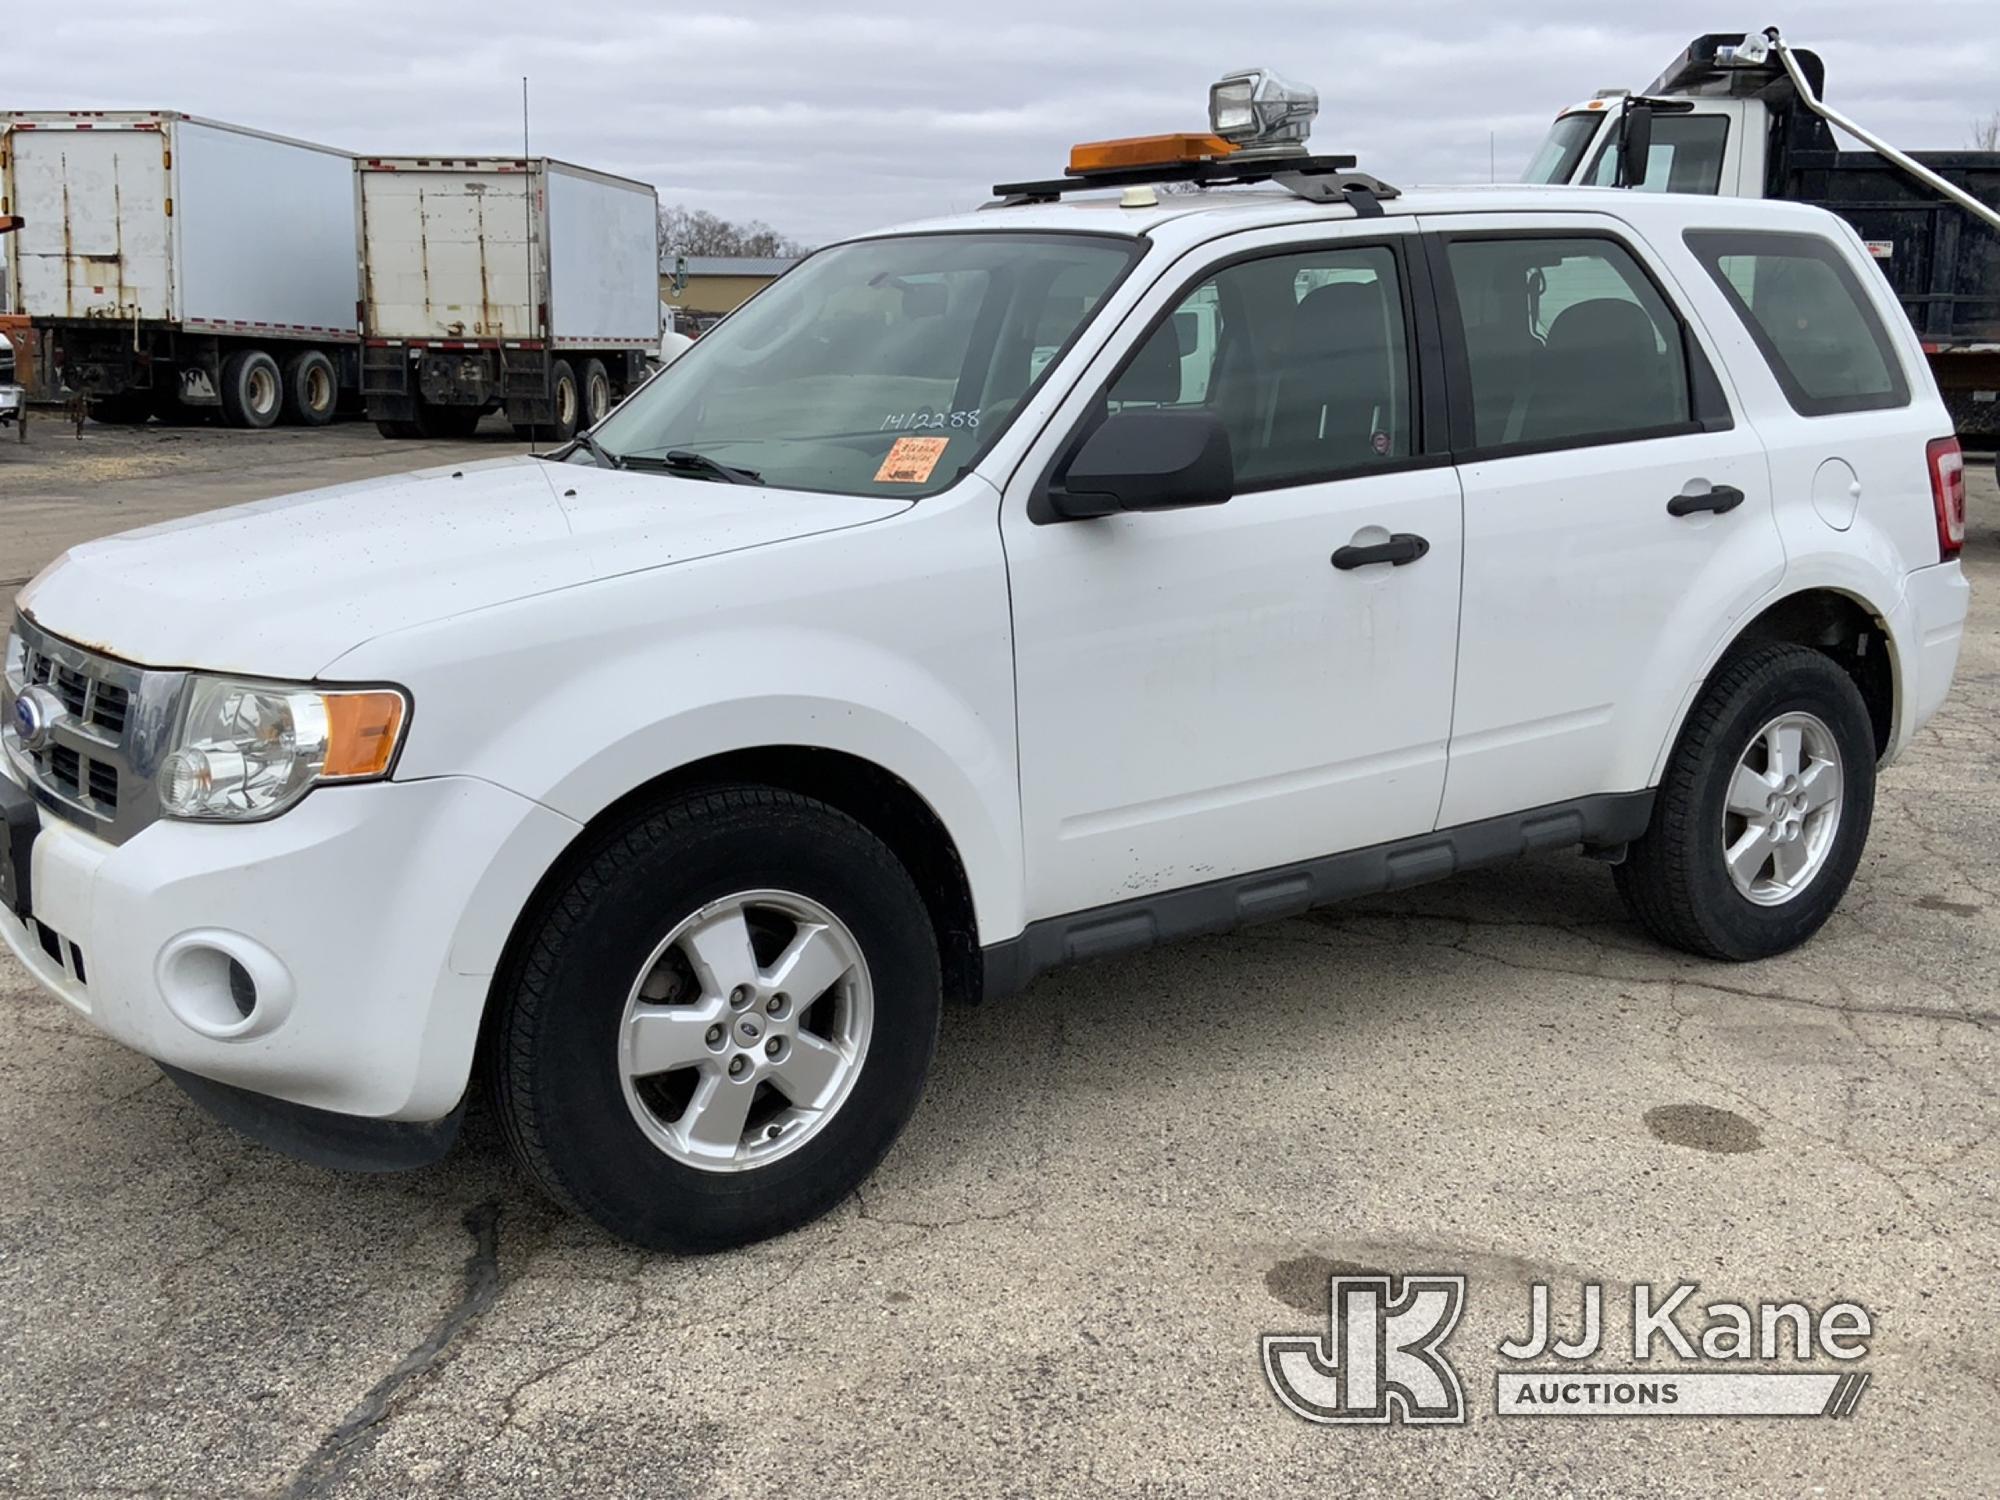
xmin=1889 ymin=560 xmax=1970 ymax=758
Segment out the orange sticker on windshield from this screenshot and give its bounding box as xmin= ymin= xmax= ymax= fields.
xmin=875 ymin=435 xmax=949 ymax=484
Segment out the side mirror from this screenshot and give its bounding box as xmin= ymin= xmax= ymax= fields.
xmin=1617 ymin=102 xmax=1655 ymax=189
xmin=1041 ymin=409 xmax=1234 ymax=522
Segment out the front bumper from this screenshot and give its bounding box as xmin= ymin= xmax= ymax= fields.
xmin=0 ymin=384 xmax=22 ymax=421
xmin=0 ymin=770 xmax=579 ymax=1124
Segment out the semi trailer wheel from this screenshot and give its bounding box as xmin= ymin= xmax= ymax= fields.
xmin=544 ymin=359 xmax=580 ymax=443
xmin=219 ymin=349 xmax=283 ymax=429
xmin=580 ymin=357 xmax=613 ymax=427
xmin=281 ymin=349 xmax=339 ymax=427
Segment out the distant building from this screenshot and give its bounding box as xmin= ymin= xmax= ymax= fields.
xmin=660 ymin=254 xmax=799 ymax=326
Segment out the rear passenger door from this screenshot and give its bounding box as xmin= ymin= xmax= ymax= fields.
xmin=1421 ymin=213 xmax=1786 ymax=828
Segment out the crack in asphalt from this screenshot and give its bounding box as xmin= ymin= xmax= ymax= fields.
xmin=278 ymin=1200 xmax=504 ymax=1500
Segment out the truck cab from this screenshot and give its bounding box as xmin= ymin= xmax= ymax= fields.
xmin=1523 ymin=31 xmax=2000 ymax=441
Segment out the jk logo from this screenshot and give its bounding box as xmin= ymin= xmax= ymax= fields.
xmin=1262 ymin=1274 xmax=1468 ymax=1425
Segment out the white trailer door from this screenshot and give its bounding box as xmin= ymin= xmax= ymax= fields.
xmin=361 ymin=168 xmax=535 ymax=340
xmin=7 ymin=126 xmax=172 ymax=321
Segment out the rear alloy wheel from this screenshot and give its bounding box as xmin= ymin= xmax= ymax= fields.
xmin=1616 ymin=643 xmax=1875 ymax=960
xmin=490 ymin=786 xmax=941 ymax=1251
xmin=281 ymin=349 xmax=339 ymax=426
xmin=579 ymin=357 xmax=613 ymax=428
xmin=219 ymin=349 xmax=283 ymax=429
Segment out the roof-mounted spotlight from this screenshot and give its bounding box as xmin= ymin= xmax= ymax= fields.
xmin=1208 ymin=68 xmax=1319 ymax=157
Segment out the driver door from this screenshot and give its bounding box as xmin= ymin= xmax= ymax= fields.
xmin=1001 ymin=225 xmax=1465 ymax=923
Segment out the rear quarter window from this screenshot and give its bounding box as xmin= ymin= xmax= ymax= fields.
xmin=1684 ymin=229 xmax=1910 ymax=416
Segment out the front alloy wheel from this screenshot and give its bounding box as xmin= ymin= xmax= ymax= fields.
xmin=490 ymin=786 xmax=940 ymax=1251
xmin=618 ymin=890 xmax=873 ymax=1171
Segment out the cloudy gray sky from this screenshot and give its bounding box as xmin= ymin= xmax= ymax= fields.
xmin=11 ymin=1 xmax=1997 ymax=246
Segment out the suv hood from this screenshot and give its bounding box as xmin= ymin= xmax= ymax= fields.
xmin=18 ymin=456 xmax=905 ymax=677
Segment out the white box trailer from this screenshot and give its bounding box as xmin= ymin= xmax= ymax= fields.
xmin=357 ymin=156 xmax=659 ymax=440
xmin=0 ymin=111 xmax=360 ymax=427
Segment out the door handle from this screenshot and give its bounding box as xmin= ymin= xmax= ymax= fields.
xmin=1332 ymin=532 xmax=1430 ymax=570
xmin=1667 ymin=484 xmax=1745 ymax=517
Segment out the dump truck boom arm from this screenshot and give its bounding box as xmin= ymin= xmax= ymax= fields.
xmin=1767 ymin=27 xmax=2000 ymax=235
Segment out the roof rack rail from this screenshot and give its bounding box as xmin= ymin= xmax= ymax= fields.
xmin=987 ymin=155 xmax=1401 ymax=216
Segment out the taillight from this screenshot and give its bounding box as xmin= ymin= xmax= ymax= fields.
xmin=1927 ymin=436 xmax=1965 ymax=561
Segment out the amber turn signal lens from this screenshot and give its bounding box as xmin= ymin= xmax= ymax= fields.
xmin=1067 ymin=133 xmax=1238 ymax=176
xmin=322 ymin=691 xmax=407 ymax=779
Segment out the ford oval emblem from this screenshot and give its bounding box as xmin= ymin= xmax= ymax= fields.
xmin=12 ymin=685 xmax=62 ymax=752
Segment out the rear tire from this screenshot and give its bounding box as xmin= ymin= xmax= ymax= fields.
xmin=219 ymin=349 xmax=283 ymax=429
xmin=542 ymin=358 xmax=580 ymax=443
xmin=1615 ymin=643 xmax=1875 ymax=961
xmin=579 ymin=357 xmax=613 ymax=428
xmin=490 ymin=786 xmax=941 ymax=1252
xmin=375 ymin=418 xmax=421 ymax=439
xmin=281 ymin=349 xmax=339 ymax=427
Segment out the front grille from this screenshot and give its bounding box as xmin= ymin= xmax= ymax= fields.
xmin=4 ymin=614 xmax=183 ymax=843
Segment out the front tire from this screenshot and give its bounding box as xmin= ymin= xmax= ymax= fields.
xmin=490 ymin=786 xmax=941 ymax=1252
xmin=1616 ymin=643 xmax=1875 ymax=961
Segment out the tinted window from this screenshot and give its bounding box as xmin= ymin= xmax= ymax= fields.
xmin=1445 ymin=236 xmax=1692 ymax=449
xmin=1684 ymin=230 xmax=1910 ymax=415
xmin=1584 ymin=114 xmax=1730 ymax=193
xmin=1106 ymin=244 xmax=1413 ymax=488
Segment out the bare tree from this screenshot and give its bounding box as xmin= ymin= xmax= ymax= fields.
xmin=1972 ymin=112 xmax=2000 ymax=151
xmin=659 ymin=204 xmax=806 ymax=258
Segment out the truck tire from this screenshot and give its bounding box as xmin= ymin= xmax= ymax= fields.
xmin=544 ymin=359 xmax=580 ymax=443
xmin=281 ymin=349 xmax=339 ymax=427
xmin=412 ymin=400 xmax=483 ymax=440
xmin=375 ymin=419 xmax=421 ymax=439
xmin=1614 ymin=643 xmax=1876 ymax=961
xmin=489 ymin=786 xmax=942 ymax=1252
xmin=579 ymin=357 xmax=613 ymax=428
xmin=85 ymin=391 xmax=153 ymax=426
xmin=219 ymin=349 xmax=283 ymax=429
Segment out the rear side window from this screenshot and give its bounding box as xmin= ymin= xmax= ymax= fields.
xmin=1444 ymin=236 xmax=1692 ymax=450
xmin=1684 ymin=230 xmax=1909 ymax=416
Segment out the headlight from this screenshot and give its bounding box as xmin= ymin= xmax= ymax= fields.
xmin=158 ymin=677 xmax=409 ymax=822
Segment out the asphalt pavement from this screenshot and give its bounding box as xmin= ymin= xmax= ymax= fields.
xmin=2 ymin=420 xmax=1995 ymax=1497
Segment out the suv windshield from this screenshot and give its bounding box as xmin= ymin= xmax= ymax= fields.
xmin=588 ymin=233 xmax=1144 ymax=498
xmin=1522 ymin=112 xmax=1604 ymax=185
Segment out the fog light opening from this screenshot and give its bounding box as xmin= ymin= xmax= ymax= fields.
xmin=227 ymin=958 xmax=257 ymax=1019
xmin=156 ymin=931 xmax=295 ymax=1041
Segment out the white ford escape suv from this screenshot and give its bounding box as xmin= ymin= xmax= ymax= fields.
xmin=0 ymin=87 xmax=1970 ymax=1251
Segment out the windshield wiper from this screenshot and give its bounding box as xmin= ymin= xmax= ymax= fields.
xmin=639 ymin=449 xmax=764 ymax=485
xmin=570 ymin=431 xmax=625 ymax=469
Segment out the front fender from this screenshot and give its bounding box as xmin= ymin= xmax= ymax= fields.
xmin=330 ymin=501 xmax=1024 ymax=947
